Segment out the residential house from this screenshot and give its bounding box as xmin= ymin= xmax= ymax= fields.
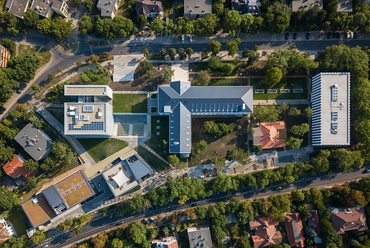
xmin=135 ymin=0 xmax=163 ymax=19
xmin=290 ymin=0 xmax=322 ymax=12
xmin=249 ymin=217 xmax=282 ymax=248
xmin=311 ymin=72 xmax=350 ymax=146
xmin=14 ymin=123 xmax=53 ymax=161
xmin=5 ymin=0 xmax=69 ymax=19
xmin=252 ymin=121 xmax=286 ymax=150
xmin=2 ymin=154 xmax=33 ymax=185
xmin=153 ymin=236 xmax=178 ymax=248
xmin=331 ymin=206 xmax=368 ymax=234
xmin=184 ymin=0 xmax=212 ymax=19
xmin=231 ymin=0 xmax=261 ymax=15
xmin=0 ymin=217 xmax=15 ymax=243
xmin=158 ymin=81 xmax=253 ymax=157
xmin=187 ymin=226 xmax=213 ymax=248
xmin=285 ymin=213 xmax=305 ymax=247
xmin=0 ymin=45 xmax=11 ymax=67
xmin=97 ymin=0 xmax=119 ymax=18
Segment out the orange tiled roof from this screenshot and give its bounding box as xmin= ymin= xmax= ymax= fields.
xmin=2 ymin=155 xmax=32 ymax=179
xmin=250 ymin=217 xmax=282 ymax=248
xmin=285 ymin=213 xmax=305 ymax=247
xmin=253 ymin=121 xmax=286 ymax=149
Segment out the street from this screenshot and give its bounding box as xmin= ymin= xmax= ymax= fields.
xmin=41 ymin=169 xmax=368 ymax=248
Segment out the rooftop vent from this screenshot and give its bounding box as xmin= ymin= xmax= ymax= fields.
xmin=332 ymin=208 xmax=339 ymax=213
xmin=331 ymin=84 xmax=338 ymax=102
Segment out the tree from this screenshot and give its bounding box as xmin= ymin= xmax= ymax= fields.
xmin=159 ymin=48 xmax=167 ymax=59
xmin=311 ymin=150 xmax=331 ymax=173
xmin=264 ymin=2 xmax=291 ymax=33
xmin=285 ymin=137 xmax=303 ymax=149
xmin=332 ymin=148 xmax=354 ymax=171
xmin=265 ymin=67 xmax=282 ymax=88
xmin=162 ymin=68 xmax=174 ymax=82
xmin=110 ymin=238 xmax=124 ymax=248
xmin=214 ymin=157 xmax=225 ymax=172
xmin=24 ymin=159 xmax=39 ymax=172
xmin=79 ymin=15 xmax=94 ymax=34
xmin=195 ymin=70 xmax=211 ymax=86
xmin=52 ymin=141 xmax=69 ymax=160
xmin=226 ymin=38 xmax=241 ymax=57
xmin=178 ymin=48 xmax=185 ymax=60
xmin=223 ymin=10 xmax=242 ymax=35
xmin=197 ymin=140 xmax=208 ymax=151
xmin=140 ymin=60 xmax=153 ymax=73
xmin=289 ymin=123 xmax=310 ymax=136
xmin=23 ymin=9 xmax=39 ymax=28
xmin=150 ymin=18 xmax=165 ymax=34
xmin=168 ymin=154 xmax=180 ymax=166
xmin=0 ymin=140 xmax=14 ymax=165
xmin=32 ymin=230 xmax=46 ymax=244
xmin=209 ymin=40 xmax=222 ymax=56
xmin=91 ymin=233 xmax=109 ymax=248
xmin=168 ymin=48 xmax=177 ymax=60
xmin=202 ymin=120 xmax=219 ymax=134
xmin=186 ymin=47 xmax=193 ymax=59
xmin=226 ymin=148 xmax=250 ymax=165
xmin=288 ymin=107 xmax=301 ymax=116
xmin=195 ymin=205 xmax=207 ymax=219
xmin=303 ymin=107 xmax=312 ymax=117
xmin=252 ymin=106 xmax=281 ymax=122
xmin=126 ymin=222 xmax=147 ymax=245
xmin=193 ymin=14 xmax=219 ymax=35
xmin=143 ymin=48 xmax=150 ymax=58
xmin=25 ymin=176 xmax=37 ymax=191
xmin=208 ymin=56 xmax=221 ymax=70
xmin=8 ymin=56 xmax=38 ymax=82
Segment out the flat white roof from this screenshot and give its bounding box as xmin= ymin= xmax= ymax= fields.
xmin=316 ymin=72 xmax=350 ymax=145
xmin=64 ymin=85 xmax=113 ymax=99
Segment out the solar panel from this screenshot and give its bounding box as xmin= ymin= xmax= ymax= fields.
xmin=68 ymin=122 xmax=104 ymax=131
xmin=82 ymin=105 xmax=94 ymax=112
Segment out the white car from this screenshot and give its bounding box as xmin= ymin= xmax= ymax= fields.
xmin=189 ymin=36 xmax=193 ymax=42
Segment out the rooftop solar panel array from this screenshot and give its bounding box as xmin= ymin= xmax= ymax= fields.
xmin=68 ymin=122 xmax=104 ymax=131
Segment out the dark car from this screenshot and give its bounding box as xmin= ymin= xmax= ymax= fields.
xmin=306 ymin=33 xmax=311 ymax=39
xmin=327 ymin=32 xmax=332 ymax=39
xmin=16 ymin=88 xmax=22 ymax=94
xmin=285 ymin=33 xmax=289 ymax=40
xmin=362 ymin=169 xmax=370 ymax=174
xmin=306 ymin=180 xmax=314 ymax=185
xmin=275 ymin=186 xmax=282 ymax=190
xmin=293 ymin=33 xmax=297 ymax=39
xmin=336 ymin=32 xmax=340 ymax=38
xmin=191 ymin=203 xmax=200 ymax=207
xmin=354 ymin=31 xmax=358 ymax=38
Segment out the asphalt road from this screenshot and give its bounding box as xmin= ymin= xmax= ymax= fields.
xmin=41 ymin=169 xmax=369 ymax=248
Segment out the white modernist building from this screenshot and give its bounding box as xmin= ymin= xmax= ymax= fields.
xmin=311 ymin=72 xmax=350 ymax=146
xmin=64 ymin=85 xmax=114 ymax=137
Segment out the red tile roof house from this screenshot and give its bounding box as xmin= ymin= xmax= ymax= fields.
xmin=152 ymin=236 xmax=178 ymax=248
xmin=135 ymin=0 xmax=163 ymax=19
xmin=285 ymin=213 xmax=305 ymax=247
xmin=253 ymin=121 xmax=287 ymax=150
xmin=249 ymin=217 xmax=283 ymax=248
xmin=331 ymin=206 xmax=368 ymax=234
xmin=2 ymin=154 xmax=33 ymax=185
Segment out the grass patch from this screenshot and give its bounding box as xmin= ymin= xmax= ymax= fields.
xmin=209 ymin=78 xmax=246 ymax=86
xmin=145 ymin=116 xmax=169 ymax=159
xmin=47 ymin=107 xmax=64 ymax=124
xmin=77 ymin=138 xmax=128 ymax=162
xmin=9 ymin=207 xmax=28 ymax=236
xmin=136 ymin=146 xmax=170 ymax=172
xmin=113 ymin=94 xmax=148 ymax=113
xmin=18 ymin=45 xmax=52 ymax=68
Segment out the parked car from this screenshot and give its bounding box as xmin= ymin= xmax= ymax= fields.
xmin=354 ymin=31 xmax=358 ymax=38
xmin=285 ymin=33 xmax=289 ymax=40
xmin=306 ymin=33 xmax=311 ymax=39
xmin=16 ymin=88 xmax=22 ymax=94
xmin=335 ymin=32 xmax=340 ymax=38
xmin=181 ymin=34 xmax=185 ymax=43
xmin=275 ymin=186 xmax=282 ymax=190
xmin=191 ymin=203 xmax=200 ymax=207
xmin=293 ymin=33 xmax=297 ymax=39
xmin=189 ymin=35 xmax=193 ymax=42
xmin=362 ymin=169 xmax=370 ymax=174
xmin=327 ymin=32 xmax=332 ymax=39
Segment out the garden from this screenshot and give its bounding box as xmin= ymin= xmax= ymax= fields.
xmin=77 ymin=138 xmax=128 ymax=162
xmin=112 ymin=94 xmax=148 ymax=113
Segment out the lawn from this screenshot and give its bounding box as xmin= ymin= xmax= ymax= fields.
xmin=251 ymin=76 xmax=307 ymax=100
xmin=47 ymin=107 xmax=64 ymax=124
xmin=190 ymin=117 xmax=248 ymax=165
xmin=18 ymin=45 xmax=52 ymax=68
xmin=9 ymin=207 xmax=29 ymax=236
xmin=145 ymin=116 xmax=169 ymax=159
xmin=136 ymin=146 xmax=170 ymax=172
xmin=113 ymin=94 xmax=148 ymax=113
xmin=209 ymin=78 xmax=246 ymax=86
xmin=77 ymin=138 xmax=128 ymax=162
